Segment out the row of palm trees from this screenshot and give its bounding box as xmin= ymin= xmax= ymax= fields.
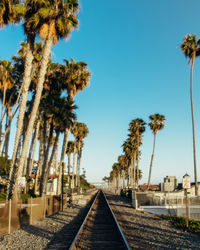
xmin=104 ymin=114 xmax=166 ymax=191
xmin=0 ymin=0 xmax=91 ymax=200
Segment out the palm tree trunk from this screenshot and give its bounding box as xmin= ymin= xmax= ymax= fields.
xmin=26 ymin=128 xmax=36 ymax=177
xmin=28 ymin=118 xmax=40 ymax=176
xmin=190 ymin=58 xmax=198 ymax=196
xmin=40 ymin=122 xmax=54 ymax=196
xmin=5 ymin=108 xmax=12 ymax=157
xmin=75 ymin=152 xmax=79 ymax=187
xmin=34 ymin=128 xmax=44 ymax=195
xmin=7 ymin=41 xmax=34 ymax=200
xmin=57 ymin=128 xmax=70 ymax=195
xmin=77 ymin=148 xmax=82 ymax=189
xmin=42 ymin=130 xmax=60 ymax=197
xmin=12 ymin=36 xmax=53 ymax=200
xmin=147 ymin=133 xmax=156 ymax=189
xmin=67 ymin=153 xmax=71 ymax=183
xmin=71 ymin=145 xmax=76 ymax=191
xmin=0 ymin=105 xmax=19 ymax=153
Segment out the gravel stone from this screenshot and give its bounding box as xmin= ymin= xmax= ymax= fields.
xmin=0 ymin=203 xmax=88 ymax=250
xmin=105 ymin=192 xmax=200 ymax=249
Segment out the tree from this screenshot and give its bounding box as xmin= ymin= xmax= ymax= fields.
xmin=9 ymin=0 xmax=79 ymax=200
xmin=118 ymin=154 xmax=129 ymax=188
xmin=0 ymin=0 xmax=24 ymax=28
xmin=181 ymin=34 xmax=200 ymax=196
xmin=71 ymin=122 xmax=89 ymax=192
xmin=129 ymin=118 xmax=146 ymax=186
xmin=147 ymin=113 xmax=166 ymax=189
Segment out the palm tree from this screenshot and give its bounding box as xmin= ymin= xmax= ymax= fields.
xmin=122 ymin=139 xmax=137 ymax=188
xmin=8 ymin=41 xmax=44 ymax=200
xmin=0 ymin=60 xmax=13 ymax=142
xmin=58 ymin=59 xmax=91 ymax=191
xmin=181 ymin=34 xmax=200 ymax=196
xmin=118 ymin=154 xmax=129 ymax=188
xmin=71 ymin=122 xmax=89 ymax=192
xmin=0 ymin=0 xmax=24 ymax=28
xmin=10 ymin=0 xmax=79 ymax=200
xmin=129 ymin=118 xmax=146 ymax=186
xmin=147 ymin=113 xmax=166 ymax=189
xmin=62 ymin=59 xmax=91 ymax=103
xmin=75 ymin=123 xmax=89 ymax=189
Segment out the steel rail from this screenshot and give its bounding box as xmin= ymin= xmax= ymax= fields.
xmin=69 ymin=190 xmax=99 ymax=250
xmin=102 ymin=190 xmax=131 ymax=250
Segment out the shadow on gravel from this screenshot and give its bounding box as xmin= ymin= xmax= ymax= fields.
xmin=44 ymin=197 xmax=95 ymax=249
xmin=21 ymin=224 xmax=54 ymax=240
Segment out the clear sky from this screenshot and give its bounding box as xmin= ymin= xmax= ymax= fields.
xmin=1 ymin=0 xmax=200 ymax=185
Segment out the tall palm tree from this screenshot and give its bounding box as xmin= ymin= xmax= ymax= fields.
xmin=10 ymin=0 xmax=79 ymax=200
xmin=8 ymin=41 xmax=44 ymax=200
xmin=0 ymin=60 xmax=13 ymax=142
xmin=75 ymin=123 xmax=89 ymax=189
xmin=147 ymin=113 xmax=166 ymax=189
xmin=129 ymin=118 xmax=146 ymax=187
xmin=58 ymin=59 xmax=91 ymax=182
xmin=181 ymin=34 xmax=200 ymax=196
xmin=71 ymin=122 xmax=89 ymax=191
xmin=122 ymin=139 xmax=137 ymax=188
xmin=118 ymin=154 xmax=129 ymax=188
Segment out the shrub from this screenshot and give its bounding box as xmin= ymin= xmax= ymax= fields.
xmin=160 ymin=214 xmax=200 ymax=234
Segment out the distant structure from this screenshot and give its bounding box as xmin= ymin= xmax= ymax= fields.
xmin=160 ymin=176 xmax=178 ymax=192
xmin=91 ymin=182 xmax=107 ymax=189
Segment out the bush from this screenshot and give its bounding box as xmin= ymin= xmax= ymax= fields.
xmin=0 ymin=156 xmax=11 ymax=176
xmin=0 ymin=192 xmax=6 ymax=201
xmin=160 ymin=214 xmax=200 ymax=234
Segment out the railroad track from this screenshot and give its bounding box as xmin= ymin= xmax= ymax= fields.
xmin=69 ymin=190 xmax=130 ymax=250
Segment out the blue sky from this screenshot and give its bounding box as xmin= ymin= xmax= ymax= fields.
xmin=1 ymin=0 xmax=200 ymax=184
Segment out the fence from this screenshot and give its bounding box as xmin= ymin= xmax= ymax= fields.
xmin=0 ymin=194 xmax=67 ymax=238
xmin=134 ymin=191 xmax=200 ymax=220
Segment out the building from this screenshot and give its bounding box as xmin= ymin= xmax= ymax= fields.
xmin=160 ymin=176 xmax=178 ymax=192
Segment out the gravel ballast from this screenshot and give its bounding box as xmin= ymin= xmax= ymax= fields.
xmin=105 ymin=192 xmax=200 ymax=249
xmin=0 ymin=203 xmax=88 ymax=250
xmin=1 ymin=191 xmax=200 ymax=249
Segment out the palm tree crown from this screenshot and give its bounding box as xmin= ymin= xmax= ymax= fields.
xmin=148 ymin=114 xmax=165 ymax=135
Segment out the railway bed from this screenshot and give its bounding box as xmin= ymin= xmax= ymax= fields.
xmin=69 ymin=190 xmax=130 ymax=250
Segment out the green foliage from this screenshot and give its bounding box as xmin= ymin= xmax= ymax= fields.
xmin=160 ymin=215 xmax=200 ymax=234
xmin=0 ymin=156 xmax=11 ymax=176
xmin=0 ymin=192 xmax=6 ymax=201
xmin=80 ymin=176 xmax=93 ymax=191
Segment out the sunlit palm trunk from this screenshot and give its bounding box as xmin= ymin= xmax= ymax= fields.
xmin=190 ymin=58 xmax=198 ymax=196
xmin=75 ymin=153 xmax=79 ymax=187
xmin=26 ymin=127 xmax=37 ymax=177
xmin=34 ymin=141 xmax=43 ymax=194
xmin=28 ymin=118 xmax=40 ymax=176
xmin=71 ymin=146 xmax=77 ymax=191
xmin=77 ymin=148 xmax=82 ymax=189
xmin=147 ymin=133 xmax=156 ymax=189
xmin=57 ymin=128 xmax=69 ymax=195
xmin=40 ymin=122 xmax=54 ymax=196
xmin=7 ymin=43 xmax=34 ymax=200
xmin=13 ymin=36 xmax=53 ymax=200
xmin=67 ymin=154 xmax=71 ymax=183
xmin=42 ymin=130 xmax=59 ymax=196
